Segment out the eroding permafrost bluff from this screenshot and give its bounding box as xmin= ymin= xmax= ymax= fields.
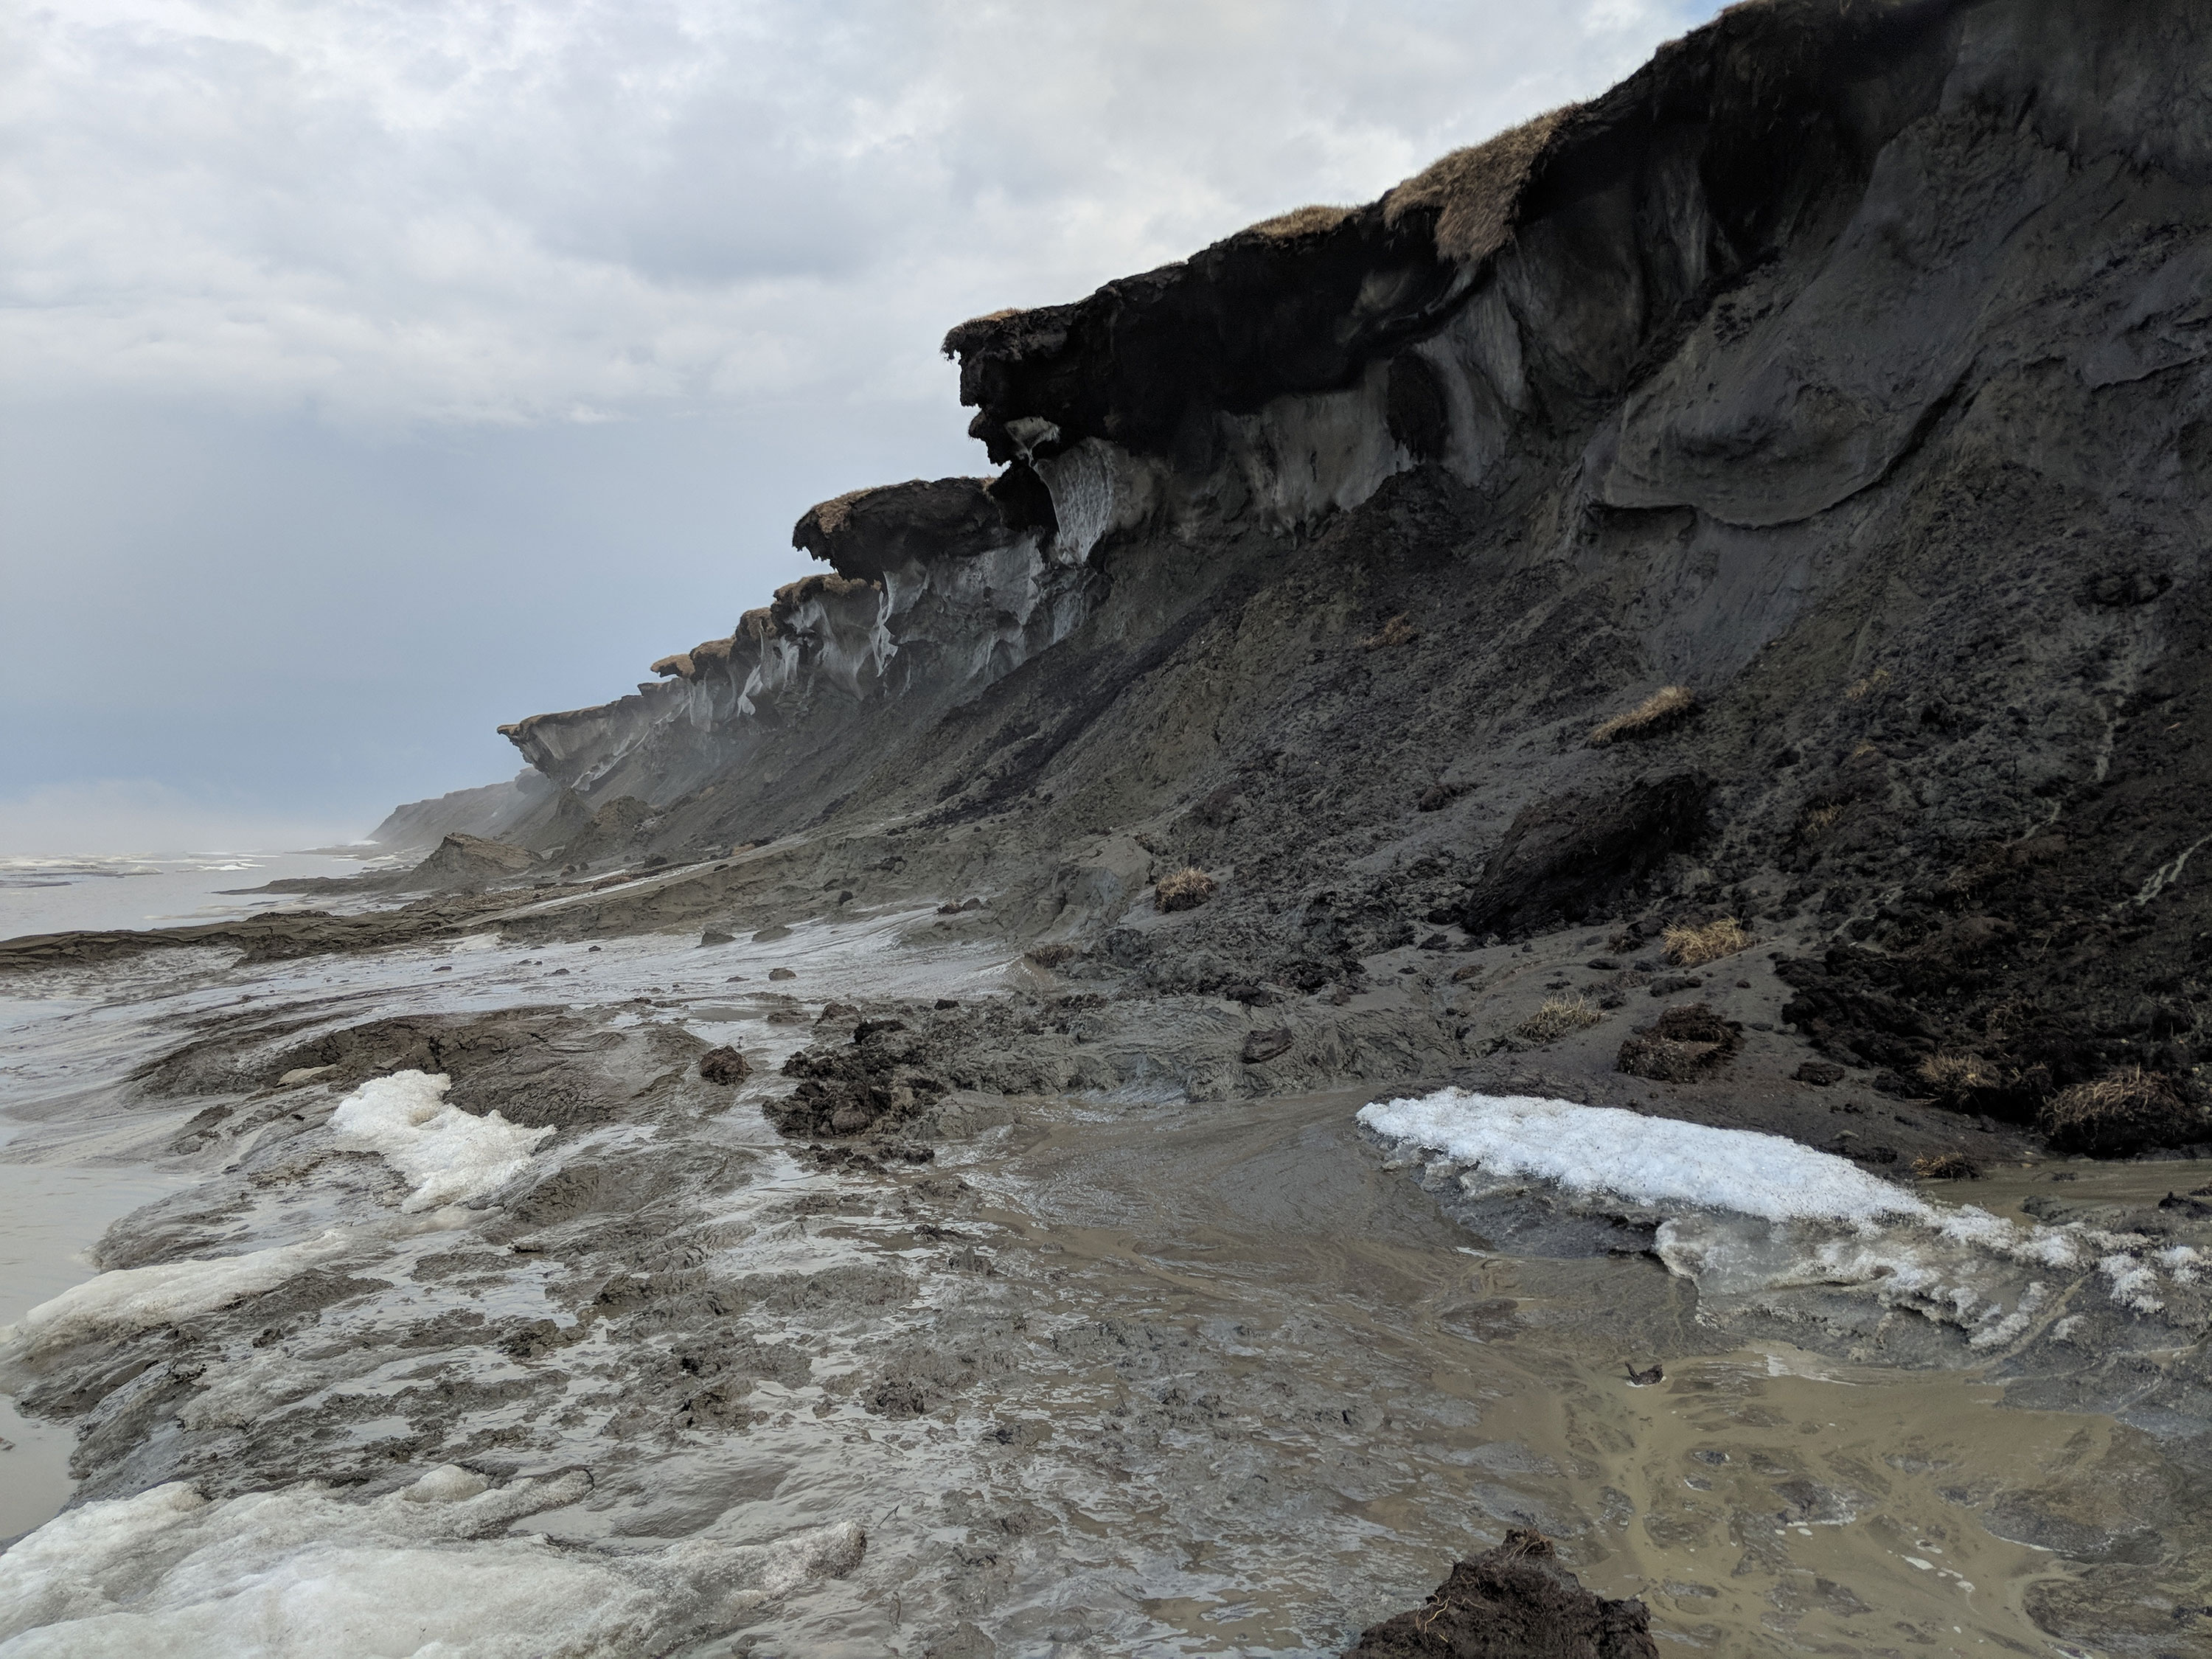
xmin=11 ymin=0 xmax=2212 ymax=1650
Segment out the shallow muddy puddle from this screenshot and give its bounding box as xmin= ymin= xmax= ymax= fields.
xmin=1933 ymin=1155 xmax=2212 ymax=1226
xmin=0 ymin=1148 xmax=190 ymax=1543
xmin=935 ymin=1092 xmax=2205 ymax=1656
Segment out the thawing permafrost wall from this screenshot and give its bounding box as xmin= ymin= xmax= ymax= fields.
xmin=734 ymin=529 xmax=1090 ymax=717
xmin=1023 ymin=359 xmax=1447 ymax=557
xmin=1009 ymin=274 xmax=1540 ymax=557
xmin=509 ymin=521 xmax=1099 ymax=805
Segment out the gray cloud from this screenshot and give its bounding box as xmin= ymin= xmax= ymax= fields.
xmin=1 ymin=0 xmax=1715 ymax=846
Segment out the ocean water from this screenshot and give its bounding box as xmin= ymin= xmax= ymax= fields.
xmin=0 ymin=849 xmax=400 ymax=943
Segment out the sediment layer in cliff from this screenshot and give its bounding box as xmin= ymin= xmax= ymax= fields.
xmin=456 ymin=0 xmax=2212 ymax=1147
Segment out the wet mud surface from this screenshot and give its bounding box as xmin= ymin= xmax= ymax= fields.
xmin=3 ymin=915 xmax=2210 ymax=1655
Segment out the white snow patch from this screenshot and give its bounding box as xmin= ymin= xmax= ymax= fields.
xmin=0 ymin=1469 xmax=865 ymax=1657
xmin=2099 ymin=1252 xmax=2165 ymax=1314
xmin=0 ymin=1233 xmax=354 ymax=1372
xmin=1358 ymin=1089 xmax=1927 ymax=1224
xmin=330 ymin=1071 xmax=552 ymax=1213
xmin=1360 ymin=1088 xmax=2199 ymax=1334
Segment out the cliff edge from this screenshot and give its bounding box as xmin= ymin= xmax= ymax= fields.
xmin=448 ymin=0 xmax=2212 ymax=1152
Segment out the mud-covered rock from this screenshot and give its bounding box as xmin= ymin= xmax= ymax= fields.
xmin=406 ymin=832 xmax=539 ymax=888
xmin=132 ymin=1006 xmax=672 ymax=1133
xmin=1343 ymin=1529 xmax=1658 ymax=1658
xmin=771 ymin=1026 xmax=947 ymax=1139
xmin=699 ymin=1046 xmax=751 ymax=1086
xmin=1451 ymin=774 xmax=1709 ymax=942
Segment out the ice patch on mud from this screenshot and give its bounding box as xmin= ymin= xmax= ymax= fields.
xmin=0 ymin=1467 xmax=863 ymax=1658
xmin=0 ymin=1233 xmax=355 ymax=1374
xmin=330 ymin=1070 xmax=552 ymax=1213
xmin=1361 ymin=1089 xmax=2205 ymax=1343
xmin=1360 ymin=1090 xmax=1924 ymax=1223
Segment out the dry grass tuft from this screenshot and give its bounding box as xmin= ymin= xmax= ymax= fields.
xmin=1662 ymin=917 xmax=1748 ymax=968
xmin=1587 ymin=685 xmax=1696 ymax=747
xmin=1244 ymin=204 xmax=1356 ymax=240
xmin=1845 ymin=667 xmax=1893 ymax=702
xmin=2040 ymin=1065 xmax=2196 ymax=1157
xmin=1155 ymin=867 xmax=1217 ymax=913
xmin=1385 ymin=107 xmax=1576 ymax=265
xmin=1912 ymin=1152 xmax=1979 ymax=1180
xmin=1918 ymin=1053 xmax=2003 ymax=1099
xmin=809 ymin=487 xmax=872 ymax=538
xmin=1799 ymin=802 xmax=1846 ymax=840
xmin=1514 ymin=993 xmax=1604 ymax=1044
xmin=1026 ymin=943 xmax=1078 ymax=969
xmin=1360 ymin=613 xmax=1420 ymax=650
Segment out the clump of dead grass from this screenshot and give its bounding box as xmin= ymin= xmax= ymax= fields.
xmin=1587 ymin=685 xmax=1696 ymax=747
xmin=1360 ymin=614 xmax=1420 ymax=650
xmin=1662 ymin=917 xmax=1748 ymax=968
xmin=1244 ymin=204 xmax=1355 ymax=240
xmin=807 ymin=486 xmax=872 ymax=538
xmin=1026 ymin=943 xmax=1078 ymax=969
xmin=1384 ymin=107 xmax=1576 ymax=265
xmin=1513 ymin=993 xmax=1604 ymax=1044
xmin=2039 ymin=1065 xmax=2199 ymax=1157
xmin=1155 ymin=867 xmax=1217 ymax=913
xmin=1917 ymin=1052 xmax=2004 ymax=1102
xmin=1799 ymin=802 xmax=1846 ymax=840
xmin=1844 ymin=667 xmax=1893 ymax=701
xmin=1912 ymin=1152 xmax=1980 ymax=1180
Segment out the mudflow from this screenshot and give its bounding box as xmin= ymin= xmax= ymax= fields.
xmin=7 ymin=1 xmax=2212 ymax=1654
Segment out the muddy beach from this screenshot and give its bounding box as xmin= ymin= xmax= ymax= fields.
xmin=4 ymin=885 xmax=2211 ymax=1655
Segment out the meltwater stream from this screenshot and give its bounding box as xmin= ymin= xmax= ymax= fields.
xmin=1 ymin=905 xmax=2208 ymax=1655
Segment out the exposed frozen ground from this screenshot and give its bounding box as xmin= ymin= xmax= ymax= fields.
xmin=3 ymin=917 xmax=2212 ymax=1654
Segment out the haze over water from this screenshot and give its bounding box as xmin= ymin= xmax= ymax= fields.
xmin=0 ymin=852 xmax=392 ymax=942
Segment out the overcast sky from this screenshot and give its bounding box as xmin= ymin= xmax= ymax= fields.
xmin=1 ymin=0 xmax=1716 ymax=853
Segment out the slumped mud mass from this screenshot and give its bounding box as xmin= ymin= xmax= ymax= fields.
xmin=9 ymin=0 xmax=2212 ymax=1652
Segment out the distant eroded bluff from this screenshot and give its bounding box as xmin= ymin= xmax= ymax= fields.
xmin=434 ymin=0 xmax=2212 ymax=1135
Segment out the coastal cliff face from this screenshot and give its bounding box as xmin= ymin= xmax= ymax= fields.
xmin=464 ymin=0 xmax=2212 ymax=1139
xmin=15 ymin=9 xmax=2212 ymax=1651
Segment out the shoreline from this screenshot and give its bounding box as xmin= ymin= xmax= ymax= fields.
xmin=4 ymin=886 xmax=2210 ymax=1651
